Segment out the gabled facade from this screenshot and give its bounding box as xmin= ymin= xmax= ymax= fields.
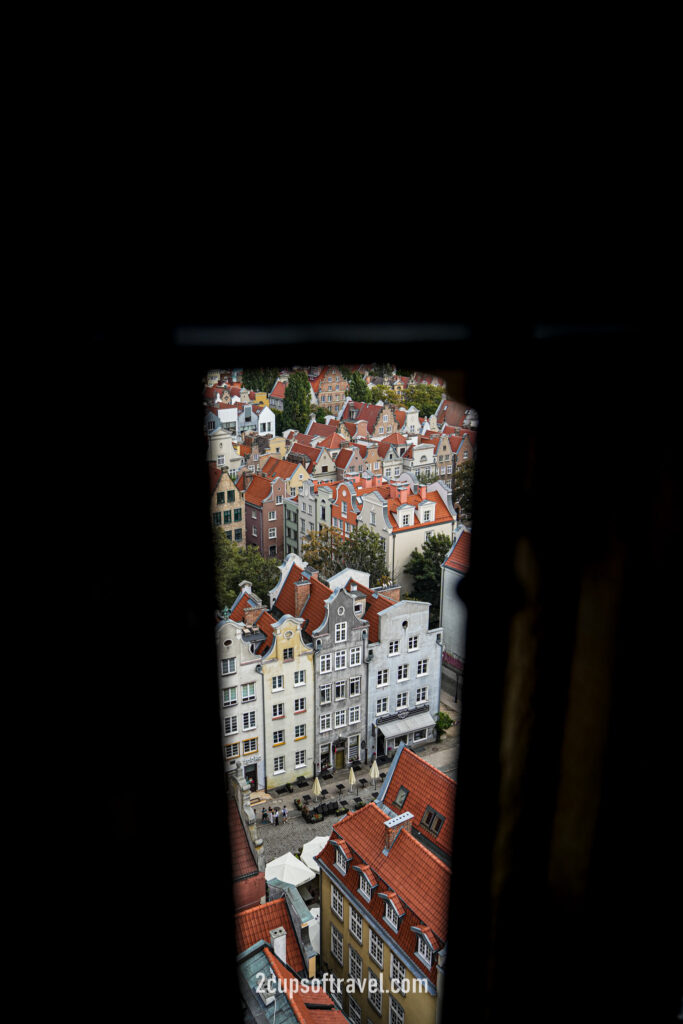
xmin=244 ymin=473 xmax=287 ymax=561
xmin=259 ymin=456 xmax=310 ymax=498
xmin=402 ymin=441 xmax=437 ymax=482
xmin=311 ymin=366 xmax=348 ymax=416
xmin=216 ymin=602 xmax=267 ymax=791
xmin=206 ymin=427 xmax=243 ymax=476
xmin=209 ymin=464 xmax=246 ymax=545
xmin=261 ymin=613 xmax=315 ymax=788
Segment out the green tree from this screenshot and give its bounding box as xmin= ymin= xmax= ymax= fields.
xmin=348 ymin=370 xmax=371 ymax=403
xmin=281 ymin=370 xmax=313 ymax=434
xmin=343 ymin=524 xmax=391 ymax=587
xmin=302 ymin=525 xmax=345 ymax=580
xmin=314 ymin=405 xmax=328 ymax=423
xmin=369 ymin=384 xmax=402 ymax=406
xmin=404 ymin=533 xmax=453 ymax=627
xmin=242 ymin=367 xmax=279 ymax=395
xmin=403 ymin=383 xmax=444 ymax=418
xmin=371 ymin=363 xmax=394 ymax=378
xmin=213 ymin=528 xmax=281 ymax=612
xmin=435 ymin=710 xmax=454 ymax=741
xmin=452 ymin=460 xmax=475 ymax=521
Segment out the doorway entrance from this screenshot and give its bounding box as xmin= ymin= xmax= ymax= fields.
xmin=320 ymin=744 xmax=331 ymax=771
xmin=244 ymin=764 xmax=258 ymax=791
xmin=335 ymin=746 xmax=345 ymax=769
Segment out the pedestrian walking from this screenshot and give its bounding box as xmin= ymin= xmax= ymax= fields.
xmin=268 ymin=807 xmax=273 ymax=824
xmin=274 ymin=809 xmax=279 ymax=826
xmin=282 ymin=805 xmax=287 ymax=822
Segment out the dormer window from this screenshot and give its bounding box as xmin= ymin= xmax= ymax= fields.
xmin=359 ymin=873 xmax=372 ymax=901
xmin=416 ymin=935 xmax=432 ymax=968
xmin=335 ymin=847 xmax=347 ymax=875
xmin=384 ymin=901 xmax=399 ymax=931
xmin=394 ymin=785 xmax=409 ymax=810
xmin=421 ymin=806 xmax=445 ymax=836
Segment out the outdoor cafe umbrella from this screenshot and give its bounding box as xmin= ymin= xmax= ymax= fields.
xmin=300 ymin=835 xmax=328 ymax=874
xmin=312 ymin=776 xmax=322 ymax=803
xmin=370 ymin=759 xmax=380 ymax=783
xmin=348 ymin=766 xmax=357 ymax=794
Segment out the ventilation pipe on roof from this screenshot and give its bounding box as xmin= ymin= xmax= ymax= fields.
xmin=270 ymin=926 xmax=287 ymax=965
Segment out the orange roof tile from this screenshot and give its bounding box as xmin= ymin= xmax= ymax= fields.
xmin=264 ymin=947 xmax=347 ymax=1024
xmin=443 ymin=530 xmax=471 ymax=575
xmin=382 ymin=744 xmax=456 ymax=858
xmin=235 ymin=898 xmax=305 ymax=973
xmin=243 ymin=476 xmax=273 ymax=506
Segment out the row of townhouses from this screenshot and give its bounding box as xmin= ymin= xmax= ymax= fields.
xmin=216 ymin=556 xmax=443 ymax=794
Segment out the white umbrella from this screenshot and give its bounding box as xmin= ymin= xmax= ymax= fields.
xmin=265 ymin=852 xmax=316 ymax=887
xmin=300 ymin=835 xmax=329 ymax=874
xmin=312 ymin=776 xmax=322 ymax=802
xmin=348 ymin=767 xmax=357 ymax=794
xmin=369 ymin=760 xmax=380 ymax=782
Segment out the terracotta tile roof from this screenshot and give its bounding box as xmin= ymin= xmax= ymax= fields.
xmin=244 ymin=475 xmax=273 ymax=506
xmin=264 ymin=947 xmax=347 ymax=1023
xmin=290 ymin=442 xmax=321 ymax=463
xmin=254 ymin=608 xmax=277 ymax=654
xmin=273 ymin=563 xmax=332 ymax=636
xmin=229 ymin=591 xmax=257 ymax=622
xmin=382 ymin=744 xmax=456 ymax=858
xmin=334 ymin=448 xmax=355 ymax=469
xmin=235 ymin=898 xmax=305 ymax=974
xmin=361 ymin=482 xmax=454 ymax=534
xmin=270 ymin=380 xmax=286 ymax=400
xmin=394 ymin=409 xmax=407 ymax=428
xmin=443 ymin=529 xmax=471 ymax=575
xmin=234 ymin=872 xmax=266 ymax=912
xmin=318 ymin=801 xmax=450 ymax=967
xmin=316 ymin=432 xmax=345 ymax=449
xmin=436 ymin=398 xmax=470 ymax=428
xmin=261 ymin=456 xmax=300 ymax=480
xmin=305 ymin=421 xmax=339 ymax=439
xmin=343 ymin=401 xmax=382 ymax=430
xmin=377 ymin=433 xmax=407 ymax=458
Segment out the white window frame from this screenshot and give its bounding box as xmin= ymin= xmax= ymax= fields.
xmin=376 ymin=697 xmax=388 ymax=714
xmin=268 ymin=510 xmax=277 ymax=521
xmin=349 ymin=676 xmax=361 ymax=696
xmin=417 ymin=659 xmax=428 ymax=676
xmin=268 ymin=527 xmax=277 ymax=539
xmin=369 ymin=927 xmax=384 ymax=968
xmin=320 ymin=683 xmax=332 ymax=704
xmin=272 ymin=675 xmax=284 ymax=691
xmin=408 ymin=635 xmax=418 ymax=650
xmin=397 ymin=664 xmax=409 ymax=681
xmin=384 ymin=900 xmax=400 ymax=931
xmin=335 ymin=621 xmax=347 ymax=643
xmin=331 ymin=883 xmax=344 ymax=920
xmin=331 ymin=924 xmax=343 ymax=964
xmin=349 ymin=646 xmax=361 ymax=666
xmin=241 ymin=682 xmax=255 ymax=702
xmin=416 ymin=686 xmax=428 ymax=703
xmin=220 ymin=657 xmax=236 ymax=675
xmin=359 ymin=873 xmax=372 ymax=902
xmin=396 ymin=692 xmax=408 ymax=709
xmin=273 ymin=755 xmax=285 ymax=774
xmin=335 ymin=649 xmax=347 ymax=670
xmin=320 ymin=713 xmax=331 ymax=732
xmin=272 ymin=703 xmax=284 ymax=719
xmin=416 ymin=934 xmax=432 ymax=968
xmin=389 ymin=996 xmax=405 ymax=1024
xmin=377 ymin=668 xmax=388 ymax=687
xmin=349 ymin=947 xmax=362 ymax=983
xmin=293 ymin=670 xmax=306 ymax=686
xmin=242 ymin=710 xmax=256 ymax=731
xmin=349 ymin=705 xmax=361 ymax=724
xmin=335 ymin=848 xmax=347 ymax=875
xmin=273 ymin=729 xmax=285 ymax=745
xmin=349 ymin=904 xmax=363 ymax=943
xmin=294 ymin=697 xmax=306 ymax=712
xmin=294 ymin=748 xmax=306 ymax=768
xmin=224 ymin=715 xmax=238 ymax=736
xmin=319 ymin=653 xmax=332 ymax=673
xmin=222 ymin=686 xmax=237 ymax=706
xmin=335 ymin=680 xmax=346 ymax=701
xmin=294 ymin=723 xmax=306 ymax=739
xmin=388 ymin=640 xmax=399 ymax=656
xmin=335 ymin=709 xmax=346 ymax=728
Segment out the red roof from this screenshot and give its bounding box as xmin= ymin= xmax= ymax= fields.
xmin=343 ymin=579 xmax=393 ymax=643
xmin=317 ymin=432 xmax=345 ymax=449
xmin=261 ymin=456 xmax=301 ymax=480
xmin=382 ymin=744 xmax=456 ymax=858
xmin=334 ymin=448 xmax=356 ymax=470
xmin=270 ymin=380 xmax=286 ymax=400
xmin=273 ymin=563 xmax=331 ymax=636
xmin=236 ymin=898 xmax=305 ymax=973
xmin=263 ymin=947 xmax=347 ymax=1024
xmin=360 ymin=481 xmax=454 ymax=533
xmin=443 ymin=529 xmax=471 ymax=575
xmin=436 ymin=398 xmax=470 ymax=428
xmin=208 ymin=462 xmax=222 ymax=495
xmin=243 ymin=475 xmax=274 ymax=506
xmin=317 ymin=801 xmax=450 ymax=974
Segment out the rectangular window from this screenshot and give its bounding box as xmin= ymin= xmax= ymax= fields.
xmin=221 ymin=657 xmax=236 ymax=675
xmin=293 ymin=670 xmax=306 ymax=685
xmin=273 ymin=755 xmax=285 ymax=773
xmin=369 ymin=928 xmax=384 ymax=968
xmin=295 ymin=748 xmax=306 ymax=768
xmin=223 ymin=510 xmax=232 ymax=524
xmin=273 ymin=730 xmax=285 ymax=745
xmin=294 ymin=697 xmax=306 ymax=712
xmin=225 ymin=742 xmax=239 ymax=759
xmin=320 ymin=684 xmax=332 ymax=704
xmin=234 ymin=509 xmax=242 ymax=522
xmin=242 ymin=711 xmax=256 ymax=730
xmin=388 ymin=640 xmax=399 ymax=655
xmin=421 ymin=806 xmax=445 ymax=836
xmin=276 ymin=495 xmax=283 ymax=504
xmin=234 ymin=529 xmax=242 ymax=541
xmin=217 ymin=491 xmax=225 ymax=506
xmin=370 ymin=511 xmax=376 ymax=525
xmin=241 ymin=683 xmax=255 ymax=702
xmin=349 ymin=947 xmax=362 ymax=984
xmin=216 ymin=456 xmax=225 ymax=467
xmin=335 ymin=621 xmax=347 ymax=643
xmin=349 ymin=646 xmax=361 ymax=666
xmin=335 ymin=649 xmax=347 ymax=670
xmin=349 ymin=705 xmax=360 ymax=724
xmin=408 ymin=635 xmax=418 ymax=650
xmin=272 ymin=703 xmax=284 ymax=719
xmin=224 ymin=715 xmax=238 ymax=736
xmin=397 ymin=664 xmax=409 ymax=681
xmin=272 ymin=675 xmax=284 ymax=691
xmin=349 ymin=676 xmax=361 ymax=696
xmin=376 ymin=697 xmax=388 ymax=714
xmin=268 ymin=510 xmax=277 ymax=521
xmin=283 ymin=647 xmax=294 ymax=661
xmin=417 ymin=659 xmax=428 ymax=676
xmin=377 ymin=669 xmax=388 ymax=687
xmin=334 ymin=847 xmax=347 ymax=874
xmin=401 ymin=513 xmax=410 ymax=526
xmin=412 ymin=728 xmax=427 ymax=741
xmin=396 ymin=692 xmax=408 ymax=709
xmin=341 ymin=501 xmax=348 ymax=516
xmin=252 ymin=527 xmax=257 ymax=536
xmin=294 ymin=724 xmax=306 ymax=739
xmin=320 ymin=653 xmax=332 ymax=673
xmin=368 ymin=969 xmax=382 ymax=1014
xmin=359 ymin=873 xmax=372 ymax=901
xmin=331 ymin=884 xmax=344 ymax=921
xmin=335 ymin=680 xmax=346 ymax=701
xmin=243 ymin=737 xmax=257 ymax=755
xmin=320 ymin=713 xmax=331 ymax=732
xmin=222 ymin=687 xmax=237 ymax=707
xmin=389 ymin=997 xmax=405 ymax=1024
xmin=335 ymin=709 xmax=346 ymax=728
xmin=416 ymin=686 xmax=428 ymax=703
xmin=228 ymin=490 xmax=235 ymax=503
xmin=349 ymin=905 xmax=363 ymax=943
xmin=268 ymin=527 xmax=277 ymax=539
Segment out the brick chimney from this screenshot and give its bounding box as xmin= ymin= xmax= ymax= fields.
xmin=294 ymin=579 xmax=311 ymax=618
xmin=383 ymin=811 xmax=414 ymax=853
xmin=419 ymin=485 xmax=427 ymax=500
xmin=243 ymin=601 xmax=263 ymax=626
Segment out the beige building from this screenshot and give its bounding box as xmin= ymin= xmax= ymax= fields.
xmin=209 ymin=464 xmax=246 ymax=545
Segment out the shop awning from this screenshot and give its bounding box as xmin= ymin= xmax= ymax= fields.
xmin=377 ymin=711 xmax=435 ymax=739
